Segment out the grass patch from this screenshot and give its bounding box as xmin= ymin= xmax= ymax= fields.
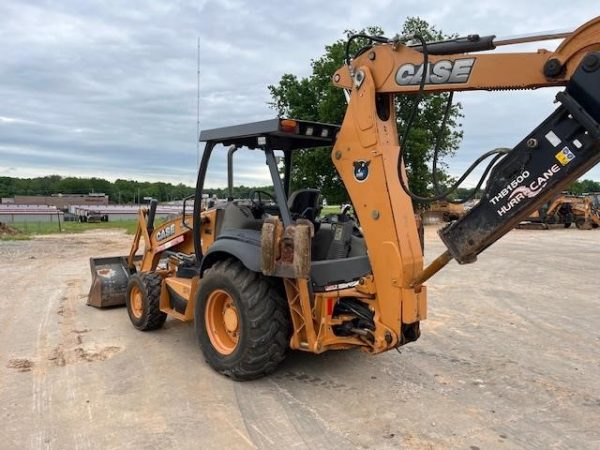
xmin=0 ymin=233 xmax=30 ymax=241
xmin=2 ymin=220 xmax=139 ymax=240
xmin=321 ymin=205 xmax=341 ymax=216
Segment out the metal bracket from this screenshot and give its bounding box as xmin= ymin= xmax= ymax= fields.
xmin=261 ymin=216 xmax=312 ymax=279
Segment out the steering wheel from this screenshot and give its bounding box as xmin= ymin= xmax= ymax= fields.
xmin=249 ymin=190 xmax=276 ymax=205
xmin=248 ymin=190 xmax=277 ymax=216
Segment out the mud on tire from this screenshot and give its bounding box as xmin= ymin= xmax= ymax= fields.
xmin=195 ymin=259 xmax=291 ymax=381
xmin=126 ymin=273 xmax=167 ymax=331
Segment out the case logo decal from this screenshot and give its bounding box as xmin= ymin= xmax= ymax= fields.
xmin=396 ymin=58 xmax=475 ymax=85
xmin=157 ymin=224 xmax=176 ymax=241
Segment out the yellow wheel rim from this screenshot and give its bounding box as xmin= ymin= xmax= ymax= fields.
xmin=205 ymin=289 xmax=240 ymax=355
xmin=130 ymin=285 xmax=144 ymax=319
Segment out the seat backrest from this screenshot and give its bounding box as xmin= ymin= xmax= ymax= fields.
xmin=288 ymin=189 xmax=321 ymax=220
xmin=220 ymin=203 xmax=263 ymax=232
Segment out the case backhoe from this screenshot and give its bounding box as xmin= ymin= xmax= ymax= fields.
xmin=90 ymin=16 xmax=600 ymax=380
xmin=519 ymin=193 xmax=600 ymax=229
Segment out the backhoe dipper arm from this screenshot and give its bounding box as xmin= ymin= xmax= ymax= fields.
xmin=330 ymin=15 xmax=600 ymax=324
xmin=332 ymin=17 xmax=600 ymax=93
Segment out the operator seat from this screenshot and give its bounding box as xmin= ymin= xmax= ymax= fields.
xmin=288 ymin=189 xmax=321 ymax=223
xmin=219 ymin=202 xmax=264 ymax=232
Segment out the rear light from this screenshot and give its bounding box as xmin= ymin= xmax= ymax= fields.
xmin=280 ymin=119 xmax=297 ymax=133
xmin=327 ymin=298 xmax=334 ymax=315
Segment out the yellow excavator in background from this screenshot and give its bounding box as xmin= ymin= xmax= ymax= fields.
xmin=519 ymin=193 xmax=600 ymax=229
xmin=90 ymin=16 xmax=600 ymax=380
xmin=421 ymin=200 xmax=465 ymax=224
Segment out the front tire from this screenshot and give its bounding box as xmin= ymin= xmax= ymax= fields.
xmin=195 ymin=259 xmax=290 ymax=381
xmin=126 ymin=273 xmax=167 ymax=331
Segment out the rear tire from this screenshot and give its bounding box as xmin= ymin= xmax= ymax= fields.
xmin=195 ymin=259 xmax=290 ymax=381
xmin=126 ymin=273 xmax=167 ymax=331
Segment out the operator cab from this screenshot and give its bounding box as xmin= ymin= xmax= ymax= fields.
xmin=196 ymin=118 xmax=370 ymax=291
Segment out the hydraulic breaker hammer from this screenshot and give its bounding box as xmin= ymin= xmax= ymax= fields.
xmin=440 ymin=53 xmax=600 ymax=263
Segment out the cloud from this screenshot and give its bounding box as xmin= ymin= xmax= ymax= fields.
xmin=0 ymin=0 xmax=599 ymax=192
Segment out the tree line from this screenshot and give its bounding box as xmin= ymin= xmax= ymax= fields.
xmin=0 ymin=175 xmax=194 ymax=204
xmin=0 ymin=175 xmax=277 ymax=204
xmin=2 ymin=173 xmax=597 ymax=206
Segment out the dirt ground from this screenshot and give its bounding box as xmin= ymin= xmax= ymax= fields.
xmin=1 ymin=227 xmax=599 ymax=449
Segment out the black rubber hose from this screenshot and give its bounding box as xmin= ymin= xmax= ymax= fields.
xmin=395 ymin=34 xmax=509 ymax=204
xmin=345 ymin=34 xmax=389 ymax=65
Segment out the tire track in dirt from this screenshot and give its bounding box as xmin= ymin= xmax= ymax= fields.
xmin=40 ymin=274 xmax=123 ymax=449
xmin=1 ymin=233 xmax=129 ymax=449
xmin=0 ymin=257 xmax=47 ymax=381
xmin=234 ymin=378 xmax=354 ymax=449
xmin=30 ymin=280 xmax=61 ymax=449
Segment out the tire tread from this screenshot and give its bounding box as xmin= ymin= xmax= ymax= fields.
xmin=126 ymin=272 xmax=167 ymax=331
xmin=196 ymin=259 xmax=290 ymax=380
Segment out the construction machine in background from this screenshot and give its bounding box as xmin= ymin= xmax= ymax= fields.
xmin=90 ymin=16 xmax=600 ymax=380
xmin=587 ymin=192 xmax=600 ymax=207
xmin=519 ymin=193 xmax=600 ymax=229
xmin=78 ymin=210 xmax=108 ymax=223
xmin=581 ymin=192 xmax=600 ymax=228
xmin=421 ymin=200 xmax=465 ymax=224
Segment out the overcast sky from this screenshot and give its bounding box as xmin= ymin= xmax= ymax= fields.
xmin=0 ymin=1 xmax=598 ymax=190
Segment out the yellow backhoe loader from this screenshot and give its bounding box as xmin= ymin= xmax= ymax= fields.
xmin=422 ymin=200 xmax=465 ymax=224
xmin=519 ymin=193 xmax=600 ymax=229
xmin=90 ymin=16 xmax=600 ymax=380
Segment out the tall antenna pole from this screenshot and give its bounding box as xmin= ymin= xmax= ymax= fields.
xmin=196 ymin=37 xmax=201 ymax=169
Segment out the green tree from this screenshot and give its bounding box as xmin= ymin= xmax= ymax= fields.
xmin=567 ymin=179 xmax=600 ymax=194
xmin=268 ymin=17 xmax=463 ymax=204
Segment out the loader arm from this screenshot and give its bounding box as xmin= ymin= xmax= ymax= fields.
xmin=127 ymin=207 xmax=154 ymax=272
xmin=88 ymin=205 xmax=194 ymax=308
xmin=329 ymin=17 xmax=600 ymax=335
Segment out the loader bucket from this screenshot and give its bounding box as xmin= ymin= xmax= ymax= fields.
xmin=87 ymin=256 xmax=134 ymax=308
